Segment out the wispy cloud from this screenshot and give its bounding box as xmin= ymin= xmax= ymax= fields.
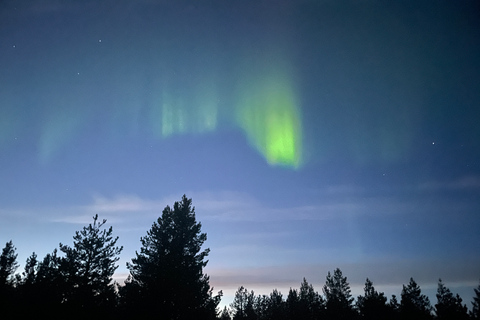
xmin=418 ymin=175 xmax=480 ymax=191
xmin=17 ymin=183 xmax=460 ymax=227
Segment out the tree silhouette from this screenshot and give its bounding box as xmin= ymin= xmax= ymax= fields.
xmin=435 ymin=278 xmax=468 ymax=320
xmin=298 ymin=277 xmax=325 ymax=320
xmin=388 ymin=294 xmax=401 ymax=320
xmin=21 ymin=252 xmax=38 ymax=286
xmin=400 ymin=278 xmax=432 ymax=320
xmin=254 ymin=294 xmax=269 ymax=320
xmin=58 ymin=214 xmax=123 ymax=314
xmin=285 ymin=287 xmax=300 ymax=319
xmin=265 ymin=289 xmax=286 ymax=320
xmin=0 ymin=240 xmax=19 ymax=313
xmin=219 ymin=306 xmax=232 ymax=320
xmin=0 ymin=240 xmax=18 ymax=287
xmin=356 ymin=278 xmax=390 ymax=320
xmin=231 ymin=286 xmax=257 ymax=320
xmin=471 ymin=281 xmax=480 ymax=319
xmin=323 ymin=268 xmax=356 ymax=320
xmin=124 ymin=195 xmax=220 ymax=320
xmin=16 ymin=252 xmax=39 ymax=317
xmin=34 ymin=249 xmax=64 ymax=311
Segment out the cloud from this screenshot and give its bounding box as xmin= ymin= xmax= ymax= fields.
xmin=90 ymin=194 xmax=164 ymax=213
xmin=41 ymin=184 xmax=450 ymax=226
xmin=418 ymin=175 xmax=480 ymax=191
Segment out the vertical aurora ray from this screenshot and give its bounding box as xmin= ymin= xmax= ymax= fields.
xmin=150 ymin=77 xmax=219 ymax=138
xmin=235 ymin=65 xmax=302 ymax=168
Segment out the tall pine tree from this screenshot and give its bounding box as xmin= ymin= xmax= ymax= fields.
xmin=356 ymin=278 xmax=390 ymax=320
xmin=323 ymin=268 xmax=356 ymax=320
xmin=435 ymin=278 xmax=468 ymax=320
xmin=0 ymin=241 xmax=18 ymax=288
xmin=125 ymin=195 xmax=220 ymax=319
xmin=0 ymin=241 xmax=19 ymax=310
xmin=59 ymin=214 xmax=123 ymax=313
xmin=471 ymin=281 xmax=480 ymax=319
xmin=400 ymin=278 xmax=432 ymax=320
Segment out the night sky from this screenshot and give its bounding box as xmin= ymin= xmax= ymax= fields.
xmin=1 ymin=0 xmax=479 ymax=307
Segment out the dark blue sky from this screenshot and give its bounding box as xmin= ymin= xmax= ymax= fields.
xmin=1 ymin=0 xmax=479 ymax=307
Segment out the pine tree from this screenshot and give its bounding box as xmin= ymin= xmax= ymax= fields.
xmin=59 ymin=214 xmax=123 ymax=313
xmin=356 ymin=278 xmax=389 ymax=320
xmin=400 ymin=278 xmax=432 ymax=320
xmin=435 ymin=278 xmax=468 ymax=320
xmin=286 ymin=287 xmax=301 ymax=320
xmin=389 ymin=295 xmax=401 ymax=320
xmin=0 ymin=240 xmax=19 ymax=310
xmin=231 ymin=286 xmax=257 ymax=320
xmin=17 ymin=252 xmax=39 ymax=317
xmin=21 ymin=252 xmax=38 ymax=286
xmin=471 ymin=281 xmax=480 ymax=319
xmin=125 ymin=195 xmax=220 ymax=319
xmin=299 ymin=278 xmax=325 ymax=320
xmin=0 ymin=240 xmax=18 ymax=287
xmin=35 ymin=249 xmax=64 ymax=309
xmin=323 ymin=268 xmax=356 ymax=320
xmin=267 ymin=289 xmax=286 ymax=320
xmin=219 ymin=306 xmax=232 ymax=320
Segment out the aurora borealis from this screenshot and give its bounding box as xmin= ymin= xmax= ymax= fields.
xmin=1 ymin=0 xmax=480 ymax=309
xmin=235 ymin=56 xmax=302 ymax=168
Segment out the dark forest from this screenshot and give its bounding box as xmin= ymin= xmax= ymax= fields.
xmin=1 ymin=196 xmax=479 ymax=320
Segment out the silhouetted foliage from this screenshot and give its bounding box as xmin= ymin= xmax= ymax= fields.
xmin=254 ymin=294 xmax=269 ymax=320
xmin=471 ymin=281 xmax=480 ymax=319
xmin=0 ymin=240 xmax=19 ymax=312
xmin=124 ymin=195 xmax=220 ymax=320
xmin=3 ymin=197 xmax=480 ymax=320
xmin=356 ymin=278 xmax=390 ymax=320
xmin=267 ymin=289 xmax=286 ymax=320
xmin=21 ymin=252 xmax=37 ymax=286
xmin=231 ymin=286 xmax=257 ymax=320
xmin=298 ymin=277 xmax=325 ymax=320
xmin=286 ymin=287 xmax=301 ymax=319
xmin=400 ymin=278 xmax=432 ymax=320
xmin=58 ymin=214 xmax=123 ymax=315
xmin=435 ymin=278 xmax=468 ymax=320
xmin=35 ymin=249 xmax=63 ymax=302
xmin=0 ymin=240 xmax=18 ymax=287
xmin=16 ymin=252 xmax=40 ymax=317
xmin=323 ymin=268 xmax=356 ymax=320
xmin=389 ymin=294 xmax=401 ymax=320
xmin=285 ymin=278 xmax=325 ymax=320
xmin=219 ymin=306 xmax=232 ymax=320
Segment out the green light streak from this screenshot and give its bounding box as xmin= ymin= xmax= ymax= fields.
xmin=236 ymin=70 xmax=302 ymax=168
xmin=150 ymin=79 xmax=218 ymax=138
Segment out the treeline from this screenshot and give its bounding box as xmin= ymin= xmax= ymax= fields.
xmin=0 ymin=195 xmax=479 ymax=320
xmin=0 ymin=196 xmax=220 ymax=320
xmin=223 ymin=270 xmax=480 ymax=320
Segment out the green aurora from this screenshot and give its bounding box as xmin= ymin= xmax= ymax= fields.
xmin=235 ymin=60 xmax=302 ymax=169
